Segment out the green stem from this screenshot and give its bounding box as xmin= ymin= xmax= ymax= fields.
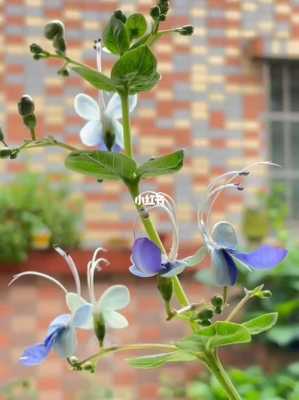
xmin=19 ymin=138 xmax=79 ymax=153
xmin=30 ymin=128 xmax=36 ymax=141
xmin=203 ymin=351 xmax=241 ymax=400
xmin=120 ymin=90 xmax=133 ymax=158
xmin=120 ymin=91 xmax=189 ymax=308
xmin=79 ymin=343 xmax=176 ymax=366
xmin=226 ymin=290 xmax=251 ymax=322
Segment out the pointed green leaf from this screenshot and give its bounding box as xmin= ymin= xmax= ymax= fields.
xmin=137 ymin=150 xmax=184 ymax=179
xmin=65 ymin=151 xmax=137 ymax=181
xmin=242 ymin=313 xmax=278 ymax=335
xmin=206 ymin=321 xmax=251 ymax=350
xmin=111 ymin=45 xmax=160 ymax=94
xmin=103 ymin=15 xmax=130 ymax=55
xmin=126 ymin=13 xmax=147 ymax=40
xmin=71 ymin=65 xmax=117 ymax=92
xmin=176 ymin=321 xmax=251 ymax=354
xmin=128 ymin=351 xmax=196 ymax=369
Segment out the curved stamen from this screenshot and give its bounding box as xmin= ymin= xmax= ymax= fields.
xmin=54 ymin=247 xmax=81 ymax=295
xmin=8 ymin=271 xmax=68 ymax=293
xmin=94 ymin=39 xmax=106 ymax=108
xmin=89 ymin=257 xmax=110 ymax=304
xmin=138 ymin=191 xmax=179 ymax=262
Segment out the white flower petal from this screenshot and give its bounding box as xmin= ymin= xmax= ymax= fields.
xmin=74 ymin=93 xmax=100 ymax=120
xmin=113 ymin=119 xmax=124 ymax=148
xmin=103 ymin=310 xmax=128 ymax=329
xmin=105 ymin=94 xmax=138 ymax=119
xmin=53 ymin=325 xmax=77 ymax=358
xmin=80 ymin=120 xmax=103 ymax=147
xmin=98 ymin=285 xmax=130 ymax=311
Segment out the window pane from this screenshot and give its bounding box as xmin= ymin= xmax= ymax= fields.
xmin=270 ymin=64 xmax=284 ymax=111
xmin=290 ymin=122 xmax=299 ymax=169
xmin=289 ymin=63 xmax=299 ymax=112
xmin=270 ymin=121 xmax=285 ymax=165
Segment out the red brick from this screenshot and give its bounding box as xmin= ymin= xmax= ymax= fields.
xmin=209 ymin=111 xmax=225 ymax=130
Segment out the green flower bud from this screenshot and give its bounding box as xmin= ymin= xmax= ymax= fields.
xmin=211 ymin=295 xmax=223 ymax=308
xmin=53 ymin=36 xmax=66 ymax=53
xmin=18 ymin=95 xmax=35 ymax=117
xmin=214 ymin=305 xmax=222 ymax=315
xmin=158 ymin=0 xmax=169 ymax=16
xmin=23 ymin=114 xmax=37 ymax=131
xmin=0 ymin=149 xmax=13 ymax=158
xmin=114 ymin=10 xmax=127 ymax=23
xmin=198 ymin=308 xmax=214 ymax=320
xmin=9 ymin=149 xmax=19 ymax=159
xmin=200 ymin=319 xmax=212 ymax=327
xmin=83 ymin=362 xmax=96 ymax=373
xmin=157 ymin=276 xmax=173 ymax=303
xmin=150 ymin=6 xmax=160 ymax=20
xmin=44 ymin=20 xmax=65 ymax=40
xmin=93 ymin=313 xmax=106 ymax=346
xmin=176 ymin=25 xmax=194 ymax=36
xmin=57 ymin=67 xmax=69 ymax=77
xmin=159 ymin=14 xmax=166 ymax=21
xmin=30 ymin=43 xmax=44 ymax=54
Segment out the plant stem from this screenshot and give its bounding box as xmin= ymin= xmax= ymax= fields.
xmin=19 ymin=138 xmax=79 ymax=153
xmin=203 ymin=351 xmax=241 ymax=400
xmin=120 ymin=90 xmax=133 ymax=159
xmin=120 ymin=91 xmax=189 ymax=308
xmin=79 ymin=343 xmax=176 ymax=366
xmin=226 ymin=290 xmax=251 ymax=322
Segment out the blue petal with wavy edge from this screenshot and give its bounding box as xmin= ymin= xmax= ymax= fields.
xmin=20 ymin=327 xmax=63 ymax=366
xmin=228 ymin=245 xmax=288 ymax=270
xmin=131 ymin=237 xmax=162 ymax=276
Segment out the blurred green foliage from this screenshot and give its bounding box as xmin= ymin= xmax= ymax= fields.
xmin=0 ymin=172 xmax=82 ymax=263
xmin=242 ymin=185 xmax=299 ymax=348
xmin=160 ymin=363 xmax=299 ymax=400
xmin=0 ymin=380 xmax=38 ymax=400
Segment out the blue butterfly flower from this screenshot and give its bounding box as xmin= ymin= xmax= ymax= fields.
xmin=192 ymin=163 xmax=288 ymax=286
xmin=129 ymin=192 xmax=194 ymax=279
xmin=9 ymin=247 xmax=130 ymax=365
xmin=20 ymin=305 xmax=91 ymax=366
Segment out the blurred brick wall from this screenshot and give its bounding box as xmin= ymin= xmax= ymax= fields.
xmin=3 ymin=0 xmax=299 ymax=248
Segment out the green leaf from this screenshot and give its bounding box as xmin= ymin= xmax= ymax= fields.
xmin=206 ymin=321 xmax=251 ymax=350
xmin=65 ymin=151 xmax=137 ymax=181
xmin=137 ymin=150 xmax=184 ymax=179
xmin=176 ymin=322 xmax=251 ymax=354
xmin=126 ymin=13 xmax=147 ymax=40
xmin=242 ymin=313 xmax=278 ymax=335
xmin=128 ymin=351 xmax=196 ymax=369
xmin=111 ymin=45 xmax=160 ymax=94
xmin=266 ymin=324 xmax=299 ymax=346
xmin=71 ymin=65 xmax=117 ymax=92
xmin=103 ymin=15 xmax=130 ymax=55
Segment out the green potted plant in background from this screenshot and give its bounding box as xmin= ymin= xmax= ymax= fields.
xmin=0 ymin=172 xmax=82 ymax=264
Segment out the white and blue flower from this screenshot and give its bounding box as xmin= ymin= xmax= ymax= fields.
xmin=9 ymin=247 xmax=130 ymax=365
xmin=193 ymin=162 xmax=288 ymax=286
xmin=74 ymin=40 xmax=137 ymax=152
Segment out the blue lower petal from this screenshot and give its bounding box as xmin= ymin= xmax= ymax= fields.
xmin=228 ymin=245 xmax=288 ymax=270
xmin=211 ymin=249 xmax=238 ymax=286
xmin=20 ymin=329 xmax=61 ymax=366
xmin=132 ymin=237 xmax=162 ymax=275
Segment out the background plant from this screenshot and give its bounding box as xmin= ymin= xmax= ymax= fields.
xmin=160 ymin=362 xmax=299 ymax=400
xmin=0 ymin=171 xmax=82 ymax=263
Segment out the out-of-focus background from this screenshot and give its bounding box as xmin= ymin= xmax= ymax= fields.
xmin=1 ymin=0 xmax=299 ymax=399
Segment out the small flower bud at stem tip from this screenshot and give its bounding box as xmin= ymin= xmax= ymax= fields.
xmin=44 ymin=20 xmax=65 ymax=40
xmin=18 ymin=95 xmax=35 ymax=117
